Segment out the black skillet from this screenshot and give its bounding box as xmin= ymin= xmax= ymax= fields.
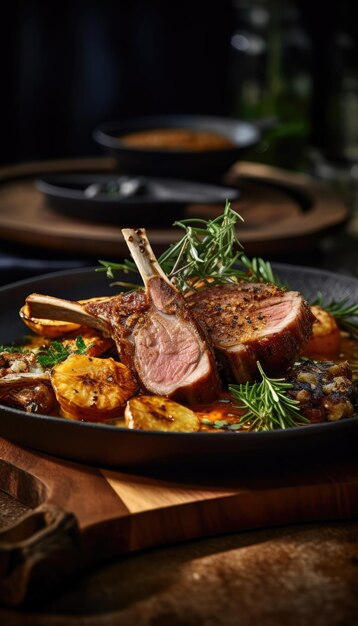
xmin=0 ymin=264 xmax=357 ymax=471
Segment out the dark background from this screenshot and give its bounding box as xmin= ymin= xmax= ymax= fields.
xmin=1 ymin=0 xmax=357 ymax=167
xmin=2 ymin=0 xmax=234 ymax=164
xmin=0 ymin=0 xmax=356 ymax=285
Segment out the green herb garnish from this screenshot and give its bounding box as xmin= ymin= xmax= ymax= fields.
xmin=97 ymin=200 xmax=283 ymax=291
xmin=0 ymin=344 xmax=26 ymax=354
xmin=311 ymin=292 xmax=358 ymax=340
xmin=97 ymin=258 xmax=139 ymax=288
xmin=97 ymin=200 xmax=357 ymax=339
xmin=37 ymin=335 xmax=90 ymax=367
xmin=238 ymin=254 xmax=286 ymax=289
xmin=228 ymin=362 xmax=308 ymax=431
xmin=162 ymin=203 xmax=284 ymax=290
xmin=201 ymin=418 xmax=243 ymax=431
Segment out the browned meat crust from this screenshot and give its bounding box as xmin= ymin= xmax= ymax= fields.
xmin=85 ymin=279 xmax=221 ymax=405
xmin=187 ymin=283 xmax=315 ymax=382
xmin=85 ymin=290 xmax=149 ymax=368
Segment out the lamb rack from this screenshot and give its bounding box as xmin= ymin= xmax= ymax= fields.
xmin=25 ymin=278 xmax=314 ymax=388
xmin=25 ymin=230 xmax=221 ymax=405
xmin=115 ymin=227 xmax=221 ymax=403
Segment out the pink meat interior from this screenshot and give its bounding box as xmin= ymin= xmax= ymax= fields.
xmin=136 ymin=314 xmax=200 ymax=387
xmin=257 ymin=298 xmax=294 ymax=330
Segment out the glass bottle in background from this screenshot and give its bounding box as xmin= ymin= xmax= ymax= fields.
xmin=229 ymin=0 xmax=312 ymax=170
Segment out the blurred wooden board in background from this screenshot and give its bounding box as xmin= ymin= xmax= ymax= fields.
xmin=0 ymin=158 xmax=349 ymax=258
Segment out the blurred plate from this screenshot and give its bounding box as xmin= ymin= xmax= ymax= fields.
xmin=93 ymin=115 xmax=262 ymax=180
xmin=0 ymin=158 xmax=349 ymax=258
xmin=36 ymin=174 xmax=240 ymax=225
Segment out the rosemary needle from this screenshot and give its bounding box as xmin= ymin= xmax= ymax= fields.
xmin=97 ymin=200 xmax=283 ymax=291
xmin=228 ymin=362 xmax=308 ymax=431
xmin=96 ymin=200 xmax=357 ymax=339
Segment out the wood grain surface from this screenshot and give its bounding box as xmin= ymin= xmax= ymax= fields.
xmin=1 ymin=436 xmax=358 ymax=608
xmin=1 ymin=521 xmax=358 ymax=626
xmin=0 ymin=158 xmax=348 ymax=257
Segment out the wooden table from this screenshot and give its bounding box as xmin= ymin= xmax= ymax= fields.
xmin=1 ymin=438 xmax=358 ymax=625
xmin=1 ymin=520 xmax=358 ymax=626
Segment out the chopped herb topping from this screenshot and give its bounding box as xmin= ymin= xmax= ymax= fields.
xmin=0 ymin=344 xmax=26 ymax=354
xmin=37 ymin=335 xmax=90 ymax=367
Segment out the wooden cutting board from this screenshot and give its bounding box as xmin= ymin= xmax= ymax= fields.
xmin=1 ymin=437 xmax=358 ymax=607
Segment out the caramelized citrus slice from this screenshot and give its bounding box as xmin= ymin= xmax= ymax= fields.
xmin=125 ymin=395 xmax=200 ymax=432
xmin=52 ymin=354 xmax=137 ymax=421
xmin=61 ymin=327 xmax=114 ymax=358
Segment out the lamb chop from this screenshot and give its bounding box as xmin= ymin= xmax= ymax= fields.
xmin=187 ymin=282 xmax=315 ymax=382
xmin=118 ymin=228 xmax=221 ymax=403
xmin=25 ymin=275 xmax=314 ymax=389
xmin=25 ymin=230 xmax=221 ymax=405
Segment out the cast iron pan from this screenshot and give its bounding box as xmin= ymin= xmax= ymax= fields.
xmin=93 ymin=115 xmax=262 ymax=180
xmin=0 ymin=265 xmax=357 ymax=471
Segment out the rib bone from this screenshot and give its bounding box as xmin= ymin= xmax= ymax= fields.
xmin=120 ymin=228 xmax=220 ymax=403
xmin=22 ymin=230 xmax=220 ymax=404
xmin=122 ymin=228 xmax=173 ymax=289
xmin=25 ymin=294 xmax=111 ymax=335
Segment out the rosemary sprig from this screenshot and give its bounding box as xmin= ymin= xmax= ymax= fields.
xmin=97 ymin=258 xmax=138 ymax=283
xmin=96 ymin=201 xmax=357 ymax=339
xmin=37 ymin=336 xmax=89 ymax=368
xmin=228 ymin=362 xmax=308 ymax=431
xmin=97 ymin=200 xmax=283 ymax=291
xmin=238 ymin=254 xmax=286 ymax=289
xmin=311 ymin=292 xmax=358 ymax=340
xmin=160 ymin=201 xmax=245 ymax=291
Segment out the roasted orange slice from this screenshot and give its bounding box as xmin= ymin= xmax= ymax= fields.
xmin=52 ymin=354 xmax=137 ymax=421
xmin=125 ymin=395 xmax=200 ymax=432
